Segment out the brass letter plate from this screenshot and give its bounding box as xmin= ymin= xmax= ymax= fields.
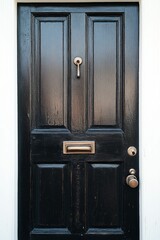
xmin=63 ymin=141 xmax=95 ymax=154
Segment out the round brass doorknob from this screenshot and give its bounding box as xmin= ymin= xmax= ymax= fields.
xmin=126 ymin=175 xmax=138 ymax=188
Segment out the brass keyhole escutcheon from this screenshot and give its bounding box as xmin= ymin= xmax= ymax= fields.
xmin=127 ymin=146 xmax=137 ymax=156
xmin=74 ymin=57 xmax=83 ymax=78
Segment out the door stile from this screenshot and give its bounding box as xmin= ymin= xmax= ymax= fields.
xmin=18 ymin=6 xmax=32 ymax=240
xmin=71 ymin=13 xmax=87 ymax=133
xmin=71 ymin=161 xmax=86 ymax=233
xmin=123 ymin=7 xmax=139 ymax=240
xmin=70 ymin=13 xmax=87 ymax=233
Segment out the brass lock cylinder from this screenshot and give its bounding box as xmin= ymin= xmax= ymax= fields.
xmin=127 ymin=146 xmax=137 ymax=156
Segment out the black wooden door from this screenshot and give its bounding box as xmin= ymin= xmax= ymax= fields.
xmin=18 ymin=3 xmax=139 ymax=240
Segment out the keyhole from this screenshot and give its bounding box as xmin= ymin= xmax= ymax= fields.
xmin=132 ymin=150 xmax=135 ymax=156
xmin=127 ymin=146 xmax=137 ymax=156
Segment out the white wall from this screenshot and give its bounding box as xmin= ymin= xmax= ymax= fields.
xmin=0 ymin=0 xmax=160 ymax=240
xmin=140 ymin=0 xmax=160 ymax=239
xmin=0 ymin=1 xmax=17 ymax=240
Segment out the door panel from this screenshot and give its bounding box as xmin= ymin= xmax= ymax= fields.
xmin=18 ymin=3 xmax=139 ymax=240
xmin=33 ymin=164 xmax=70 ymax=228
xmin=87 ymin=163 xmax=122 ymax=228
xmin=88 ymin=15 xmax=122 ymax=128
xmin=93 ymin=21 xmax=117 ymax=126
xmin=40 ymin=19 xmax=68 ymax=127
xmin=32 ymin=15 xmax=69 ymax=129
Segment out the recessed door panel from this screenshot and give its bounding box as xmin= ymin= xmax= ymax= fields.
xmin=18 ymin=4 xmax=139 ymax=240
xmin=94 ymin=21 xmax=117 ymax=126
xmin=33 ymin=164 xmax=70 ymax=228
xmin=87 ymin=163 xmax=122 ymax=228
xmin=88 ymin=15 xmax=122 ymax=128
xmin=32 ymin=15 xmax=69 ymax=129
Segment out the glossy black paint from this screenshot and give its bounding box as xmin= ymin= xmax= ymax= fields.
xmin=18 ymin=3 xmax=139 ymax=240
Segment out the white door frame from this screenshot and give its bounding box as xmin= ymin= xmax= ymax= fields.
xmin=0 ymin=0 xmax=160 ymax=239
